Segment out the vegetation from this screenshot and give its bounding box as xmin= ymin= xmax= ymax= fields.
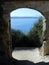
xmin=28 ymin=18 xmax=43 ymax=45
xmin=11 ymin=18 xmax=43 ymax=49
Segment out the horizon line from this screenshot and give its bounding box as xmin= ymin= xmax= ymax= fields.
xmin=11 ymin=17 xmax=41 ymax=18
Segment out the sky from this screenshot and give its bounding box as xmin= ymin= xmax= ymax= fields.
xmin=10 ymin=8 xmax=43 ymax=34
xmin=10 ymin=8 xmax=43 ymax=17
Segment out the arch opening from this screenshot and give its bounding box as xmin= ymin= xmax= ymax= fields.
xmin=10 ymin=8 xmax=46 ymax=60
xmin=10 ymin=8 xmax=46 ymax=47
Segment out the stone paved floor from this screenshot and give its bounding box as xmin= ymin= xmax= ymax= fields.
xmin=12 ymin=47 xmax=49 ymax=63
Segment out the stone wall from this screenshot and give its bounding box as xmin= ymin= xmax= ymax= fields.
xmin=0 ymin=2 xmax=12 ymax=58
xmin=44 ymin=12 xmax=49 ymax=55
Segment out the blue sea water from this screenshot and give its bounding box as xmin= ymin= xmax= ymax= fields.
xmin=11 ymin=17 xmax=39 ymax=34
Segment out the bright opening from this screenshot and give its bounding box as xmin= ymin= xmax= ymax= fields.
xmin=10 ymin=8 xmax=44 ymax=48
xmin=10 ymin=8 xmax=46 ymax=62
xmin=10 ymin=8 xmax=43 ymax=34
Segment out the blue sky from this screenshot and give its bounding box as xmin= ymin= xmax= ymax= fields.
xmin=10 ymin=8 xmax=42 ymax=17
xmin=10 ymin=8 xmax=43 ymax=34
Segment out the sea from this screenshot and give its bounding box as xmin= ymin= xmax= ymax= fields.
xmin=11 ymin=17 xmax=39 ymax=34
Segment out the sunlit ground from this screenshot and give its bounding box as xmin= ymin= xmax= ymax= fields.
xmin=12 ymin=47 xmax=49 ymax=63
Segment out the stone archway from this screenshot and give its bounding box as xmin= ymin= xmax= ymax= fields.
xmin=1 ymin=1 xmax=49 ymax=58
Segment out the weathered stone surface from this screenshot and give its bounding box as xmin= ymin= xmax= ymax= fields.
xmin=3 ymin=1 xmax=49 ymax=14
